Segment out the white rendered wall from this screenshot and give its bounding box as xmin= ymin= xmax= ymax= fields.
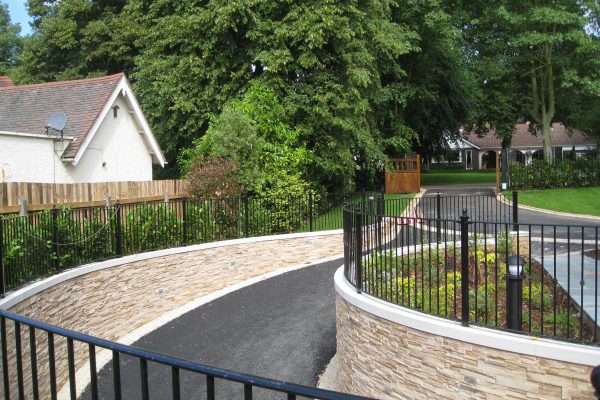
xmin=68 ymin=96 xmax=152 ymax=182
xmin=0 ymin=96 xmax=153 ymax=183
xmin=0 ymin=134 xmax=59 ymax=183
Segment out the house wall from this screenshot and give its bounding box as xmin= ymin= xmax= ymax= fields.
xmin=69 ymin=96 xmax=152 ymax=182
xmin=0 ymin=134 xmax=58 ymax=183
xmin=0 ymin=96 xmax=153 ymax=183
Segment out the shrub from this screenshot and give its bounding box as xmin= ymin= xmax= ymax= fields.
xmin=509 ymin=158 xmax=600 ymax=189
xmin=186 ymin=156 xmax=244 ymax=198
xmin=123 ymin=203 xmax=182 ymax=253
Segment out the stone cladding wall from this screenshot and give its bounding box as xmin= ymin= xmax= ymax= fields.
xmin=336 ymin=295 xmax=596 ymax=400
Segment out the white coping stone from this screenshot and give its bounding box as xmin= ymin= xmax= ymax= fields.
xmin=334 ymin=267 xmax=600 ymax=366
xmin=0 ymin=229 xmax=342 ymax=310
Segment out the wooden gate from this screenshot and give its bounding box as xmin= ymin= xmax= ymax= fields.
xmin=385 ymin=155 xmax=421 ymax=194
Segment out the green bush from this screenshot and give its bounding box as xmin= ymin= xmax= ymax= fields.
xmin=509 ymin=159 xmax=600 ymax=189
xmin=123 ymin=204 xmax=182 ymax=253
xmin=1 ymin=207 xmax=117 ymax=289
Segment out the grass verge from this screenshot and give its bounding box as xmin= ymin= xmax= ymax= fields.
xmin=308 ymin=193 xmax=416 ymax=231
xmin=421 ymin=170 xmax=496 ymax=186
xmin=515 ymin=187 xmax=600 ymax=217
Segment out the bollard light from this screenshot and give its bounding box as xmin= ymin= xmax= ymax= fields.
xmin=506 ymin=255 xmax=525 ymax=331
xmin=507 ymin=255 xmax=525 ymax=277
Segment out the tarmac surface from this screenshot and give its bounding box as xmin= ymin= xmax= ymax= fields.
xmin=79 ymin=258 xmax=342 ymax=400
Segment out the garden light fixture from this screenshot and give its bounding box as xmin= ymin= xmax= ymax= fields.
xmin=507 ymin=255 xmax=525 ymax=277
xmin=506 ymin=255 xmax=525 ymax=331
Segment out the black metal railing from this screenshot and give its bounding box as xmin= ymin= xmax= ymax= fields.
xmin=0 ymin=191 xmax=511 ymax=296
xmin=0 ymin=309 xmax=372 ymax=400
xmin=343 ymin=197 xmax=600 ymax=345
xmin=1 ymin=191 xmax=396 ymax=295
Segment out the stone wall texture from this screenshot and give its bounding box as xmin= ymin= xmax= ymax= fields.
xmin=1 ymin=233 xmax=343 ymax=399
xmin=336 ymin=295 xmax=596 ymax=400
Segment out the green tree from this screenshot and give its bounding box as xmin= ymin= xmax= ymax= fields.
xmin=180 ymin=82 xmax=311 ymax=195
xmin=391 ymin=1 xmax=478 ymax=163
xmin=14 ymin=0 xmax=135 ymax=83
xmin=462 ymin=1 xmax=598 ymax=161
xmin=0 ymin=1 xmax=22 ymax=75
xmin=11 ymin=0 xmax=500 ymax=190
xmin=560 ymin=3 xmax=600 ymax=139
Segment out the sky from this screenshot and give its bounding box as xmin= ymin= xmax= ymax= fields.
xmin=5 ymin=0 xmax=32 ymax=36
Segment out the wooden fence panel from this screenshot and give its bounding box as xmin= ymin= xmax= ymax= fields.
xmin=0 ymin=180 xmax=189 ymax=213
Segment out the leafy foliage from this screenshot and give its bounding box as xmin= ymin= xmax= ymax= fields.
xmin=14 ymin=0 xmax=133 ymax=82
xmin=9 ymin=0 xmax=600 ymax=183
xmin=461 ymin=1 xmax=599 ymax=160
xmin=186 ymin=156 xmax=244 ymax=198
xmin=509 ymin=159 xmax=600 ymax=189
xmin=0 ymin=1 xmax=21 ymax=75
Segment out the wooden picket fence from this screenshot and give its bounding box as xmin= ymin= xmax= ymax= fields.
xmin=0 ymin=180 xmax=189 ymax=213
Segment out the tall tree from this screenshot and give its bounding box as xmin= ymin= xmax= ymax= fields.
xmin=129 ymin=0 xmax=422 ymax=189
xmin=14 ymin=0 xmax=135 ymax=83
xmin=512 ymin=2 xmax=588 ymax=161
xmin=0 ymin=1 xmax=22 ymax=76
xmin=391 ymin=1 xmax=478 ymax=161
xmin=560 ymin=2 xmax=600 ymax=139
xmin=463 ymin=1 xmax=596 ymax=161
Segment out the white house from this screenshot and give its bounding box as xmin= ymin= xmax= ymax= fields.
xmin=0 ymin=73 xmax=166 ymax=183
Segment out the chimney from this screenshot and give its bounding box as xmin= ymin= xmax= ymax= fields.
xmin=0 ymin=76 xmax=15 ymax=88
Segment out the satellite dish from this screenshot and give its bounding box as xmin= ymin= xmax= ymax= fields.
xmin=46 ymin=112 xmax=67 ymax=134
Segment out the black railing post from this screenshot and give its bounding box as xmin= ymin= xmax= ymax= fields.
xmin=182 ymin=197 xmax=188 ymax=245
xmin=436 ymin=193 xmax=442 ymax=243
xmin=243 ymin=193 xmax=249 ymax=238
xmin=354 ymin=208 xmax=363 ymax=293
xmin=376 ymin=192 xmax=383 ymax=251
xmin=308 ymin=191 xmax=313 ymax=232
xmin=115 ymin=202 xmax=123 ymax=257
xmin=0 ymin=217 xmax=5 ymax=297
xmin=52 ymin=206 xmax=59 ymax=270
xmin=591 ymin=365 xmax=600 ymax=399
xmin=512 ymin=190 xmax=519 ymax=231
xmin=460 ymin=209 xmax=470 ymax=327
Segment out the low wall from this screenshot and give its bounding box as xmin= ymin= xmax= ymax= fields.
xmin=335 ymin=268 xmax=600 ymax=399
xmin=0 ymin=231 xmax=343 ymax=399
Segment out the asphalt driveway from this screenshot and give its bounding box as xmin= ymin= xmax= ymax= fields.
xmin=79 ymin=258 xmax=343 ymax=400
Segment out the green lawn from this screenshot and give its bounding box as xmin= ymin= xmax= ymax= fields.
xmin=307 ymin=193 xmax=416 ymax=231
xmin=421 ymin=170 xmax=496 ymax=186
xmin=515 ymin=187 xmax=600 ymax=216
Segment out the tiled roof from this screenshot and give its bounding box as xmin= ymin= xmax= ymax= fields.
xmin=0 ymin=76 xmax=14 ymax=87
xmin=463 ymin=123 xmax=595 ymax=149
xmin=0 ymin=73 xmax=124 ymax=159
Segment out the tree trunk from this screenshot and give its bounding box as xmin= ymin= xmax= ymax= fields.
xmin=541 ymin=117 xmax=553 ymax=163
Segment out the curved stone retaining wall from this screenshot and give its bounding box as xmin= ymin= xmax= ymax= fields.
xmin=335 ymin=268 xmax=600 ymax=399
xmin=0 ymin=231 xmax=343 ymax=399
